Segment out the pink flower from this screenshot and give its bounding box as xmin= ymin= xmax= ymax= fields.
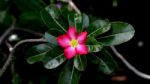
xmin=57 ymin=27 xmax=88 ymax=60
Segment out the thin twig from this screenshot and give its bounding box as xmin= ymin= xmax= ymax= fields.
xmin=0 ymin=38 xmax=47 ymax=77
xmin=0 ymin=19 xmax=16 ymax=45
xmin=5 ymin=41 xmax=13 ymax=52
xmin=61 ymin=0 xmax=81 ymax=14
xmin=68 ymin=0 xmax=81 ymax=14
xmin=111 ymin=46 xmax=150 ymax=80
xmin=15 ymin=27 xmax=43 ymax=37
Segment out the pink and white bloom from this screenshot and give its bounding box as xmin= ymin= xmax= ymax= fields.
xmin=57 ymin=27 xmax=88 ymax=60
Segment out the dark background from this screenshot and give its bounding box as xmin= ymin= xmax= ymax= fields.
xmin=74 ymin=0 xmax=150 ymax=83
xmin=1 ymin=0 xmax=150 ymax=83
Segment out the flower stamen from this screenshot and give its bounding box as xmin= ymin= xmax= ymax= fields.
xmin=70 ymin=39 xmax=78 ymax=47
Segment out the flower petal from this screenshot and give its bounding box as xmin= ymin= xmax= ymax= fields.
xmin=67 ymin=27 xmax=78 ymax=39
xmin=64 ymin=47 xmax=76 ymax=59
xmin=76 ymin=44 xmax=88 ymax=55
xmin=77 ymin=31 xmax=87 ymax=43
xmin=57 ymin=34 xmax=70 ymax=48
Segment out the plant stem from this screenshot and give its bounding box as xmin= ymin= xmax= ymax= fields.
xmin=0 ymin=38 xmax=47 ymax=77
xmin=61 ymin=0 xmax=81 ymax=14
xmin=111 ymin=46 xmax=150 ymax=80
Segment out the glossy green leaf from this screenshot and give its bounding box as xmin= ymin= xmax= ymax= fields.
xmin=68 ymin=13 xmax=75 ymax=27
xmin=26 ymin=43 xmax=51 ymax=64
xmin=82 ymin=13 xmax=89 ymax=29
xmin=113 ymin=0 xmax=118 ymax=7
xmin=75 ymin=14 xmax=82 ymax=32
xmin=86 ymin=37 xmax=103 ymax=52
xmin=12 ymin=73 xmax=21 ymax=84
xmin=97 ymin=22 xmax=135 ymax=46
xmin=27 ymin=44 xmax=66 ymax=69
xmin=27 ymin=52 xmax=47 ymax=64
xmin=86 ymin=36 xmax=98 ymax=45
xmin=74 ymin=55 xmax=87 ymax=71
xmin=41 ymin=5 xmax=67 ymax=32
xmin=89 ymin=49 xmax=118 ymax=74
xmin=58 ymin=61 xmax=81 ymax=84
xmin=60 ymin=5 xmax=76 ymax=19
xmin=68 ymin=13 xmax=89 ymax=32
xmin=87 ymin=44 xmax=103 ymax=53
xmin=27 ymin=43 xmax=51 ymax=55
xmin=68 ymin=13 xmax=82 ymax=32
xmin=44 ymin=32 xmax=58 ymax=46
xmin=88 ymin=20 xmax=111 ymax=37
xmin=43 ymin=47 xmax=66 ymax=69
xmin=0 ymin=11 xmax=12 ymax=25
xmin=47 ymin=28 xmax=64 ymax=36
xmin=41 ymin=7 xmax=58 ymax=29
xmin=0 ymin=11 xmax=6 ymax=23
xmin=19 ymin=12 xmax=43 ymax=25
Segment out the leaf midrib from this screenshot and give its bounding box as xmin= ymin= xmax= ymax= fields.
xmin=88 ymin=23 xmax=111 ymax=37
xmin=97 ymin=30 xmax=135 ymax=40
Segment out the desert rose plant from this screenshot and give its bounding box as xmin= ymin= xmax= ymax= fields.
xmin=0 ymin=0 xmax=137 ymax=83
xmin=26 ymin=1 xmax=135 ymax=83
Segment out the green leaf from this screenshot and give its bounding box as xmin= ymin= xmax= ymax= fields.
xmin=58 ymin=61 xmax=81 ymax=84
xmin=47 ymin=28 xmax=64 ymax=36
xmin=19 ymin=12 xmax=43 ymax=25
xmin=43 ymin=47 xmax=66 ymax=69
xmin=113 ymin=0 xmax=118 ymax=7
xmin=89 ymin=49 xmax=118 ymax=74
xmin=75 ymin=14 xmax=82 ymax=32
xmin=88 ymin=20 xmax=111 ymax=37
xmin=27 ymin=43 xmax=51 ymax=55
xmin=74 ymin=55 xmax=87 ymax=71
xmin=0 ymin=11 xmax=12 ymax=25
xmin=0 ymin=11 xmax=6 ymax=23
xmin=44 ymin=32 xmax=58 ymax=46
xmin=41 ymin=5 xmax=67 ymax=32
xmin=86 ymin=37 xmax=103 ymax=52
xmin=97 ymin=22 xmax=135 ymax=46
xmin=86 ymin=36 xmax=98 ymax=45
xmin=68 ymin=13 xmax=82 ymax=32
xmin=68 ymin=13 xmax=75 ymax=27
xmin=60 ymin=5 xmax=75 ymax=19
xmin=12 ymin=73 xmax=21 ymax=84
xmin=41 ymin=7 xmax=58 ymax=29
xmin=26 ymin=43 xmax=51 ymax=64
xmin=68 ymin=13 xmax=89 ymax=32
xmin=87 ymin=44 xmax=103 ymax=53
xmin=26 ymin=44 xmax=66 ymax=69
xmin=60 ymin=4 xmax=80 ymax=19
xmin=27 ymin=52 xmax=47 ymax=64
xmin=82 ymin=13 xmax=89 ymax=29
